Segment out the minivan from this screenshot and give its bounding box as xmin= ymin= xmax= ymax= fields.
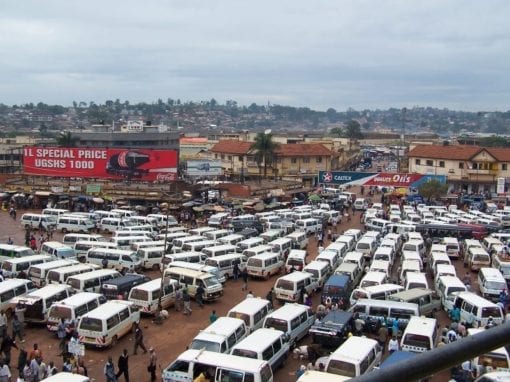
xmin=40 ymin=241 xmax=77 ymax=260
xmin=355 ymin=237 xmax=376 ymax=259
xmin=63 ymin=233 xmax=105 ymax=246
xmin=334 ymin=262 xmax=363 ymax=287
xmin=1 ymin=254 xmax=53 ymax=278
xmin=404 ymin=272 xmax=428 ymax=290
xmin=20 ymin=213 xmax=56 ymax=231
xmin=46 ymin=292 xmax=106 ymax=332
xmin=57 ymin=215 xmax=95 ymax=233
xmin=136 ymin=246 xmax=165 ymax=271
xmin=0 ymin=244 xmax=35 ymax=262
xmin=204 ymin=229 xmax=232 ymax=241
xmin=161 ymin=252 xmax=208 ymax=269
xmin=86 ymin=248 xmax=142 ymax=272
xmin=321 ymin=274 xmax=352 ymax=306
xmin=295 ymin=218 xmax=321 ymax=235
xmin=400 ymin=316 xmax=437 ymax=353
xmin=453 ymin=292 xmax=504 ymax=327
xmin=349 ymin=284 xmax=404 ymax=306
xmin=350 ymin=299 xmax=420 ymax=329
xmin=189 ymin=317 xmax=248 ymax=354
xmin=168 ymin=261 xmax=225 ymax=284
xmin=163 ymin=267 xmax=223 ymax=301
xmin=10 ymin=284 xmax=74 ymax=324
xmin=325 ymin=336 xmax=382 ymax=378
xmin=478 ymin=267 xmax=507 ymax=301
xmin=231 ymin=328 xmax=290 ymax=371
xmin=77 ymin=300 xmax=140 ymax=347
xmin=388 ymin=288 xmax=441 ymax=317
xmin=202 ymin=244 xmax=238 ymax=258
xmin=466 ymin=247 xmax=491 ymax=271
xmin=285 ymin=249 xmax=307 ymax=273
xmin=205 ymin=253 xmax=248 ymax=280
xmin=269 ymin=238 xmax=292 ymax=258
xmin=262 ymin=303 xmax=315 ymax=346
xmin=0 ymin=278 xmax=37 ymax=315
xmin=45 ymin=263 xmax=101 ymax=285
xmin=303 ymin=260 xmax=332 ymax=288
xmin=359 ymin=271 xmax=387 ymax=289
xmin=335 ymin=235 xmax=355 ymax=252
xmin=243 ymin=245 xmax=273 ymax=259
xmin=66 ymin=269 xmax=121 ymax=293
xmin=247 ymin=253 xmax=284 ymax=280
xmin=273 ymin=271 xmax=318 ymax=303
xmin=128 ymin=279 xmax=179 ymax=315
xmin=227 ymin=297 xmax=273 ymax=333
xmin=286 ymin=231 xmax=308 ymax=250
xmin=237 ymin=237 xmax=265 ymax=253
xmin=436 ymin=276 xmax=468 ymax=311
xmin=74 ymin=241 xmax=118 ymax=260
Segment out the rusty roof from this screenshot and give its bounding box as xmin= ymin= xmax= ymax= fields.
xmin=276 ymin=143 xmax=332 ymax=157
xmin=210 ymin=140 xmax=253 ymax=155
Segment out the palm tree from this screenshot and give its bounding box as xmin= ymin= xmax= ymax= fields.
xmin=56 ymin=131 xmax=78 ymax=147
xmin=251 ymin=132 xmax=278 ymax=182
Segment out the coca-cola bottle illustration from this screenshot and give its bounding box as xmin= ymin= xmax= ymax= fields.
xmin=106 ymin=151 xmax=150 ymax=178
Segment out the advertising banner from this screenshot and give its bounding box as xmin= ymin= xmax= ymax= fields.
xmin=319 ymin=171 xmax=446 ymax=188
xmin=23 ymin=147 xmax=178 ymax=181
xmin=186 ymin=160 xmax=223 ymax=176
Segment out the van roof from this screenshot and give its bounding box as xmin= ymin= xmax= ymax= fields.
xmin=131 ymin=278 xmax=179 ymax=292
xmin=88 ymin=248 xmax=135 ymax=256
xmin=52 ymin=292 xmax=103 ymax=307
xmin=266 ymin=303 xmax=310 ymax=319
xmin=355 ymin=283 xmax=403 ymax=294
xmin=479 ymin=267 xmax=505 ymax=280
xmin=48 ymin=263 xmax=99 ymax=274
xmin=228 ymin=297 xmax=271 ymax=316
xmin=389 ymin=288 xmax=434 ymax=301
xmin=277 ymin=271 xmax=313 ymax=282
xmin=353 ymin=298 xmax=419 ymax=310
xmin=456 ymin=292 xmax=501 ymax=307
xmin=0 ymin=278 xmax=32 ymax=292
xmin=19 ymin=284 xmax=71 ymax=299
xmin=328 ymin=336 xmax=379 ymax=362
xmin=43 ymin=241 xmax=73 ymax=249
xmin=80 ymin=300 xmax=134 ymax=320
xmin=438 ymin=275 xmax=465 ymax=286
xmin=403 ymin=316 xmax=437 ymax=336
xmin=232 ymin=328 xmax=284 ymax=352
xmin=175 ymin=349 xmax=269 ymax=373
xmin=249 ymin=252 xmax=279 ymax=260
xmin=199 ymin=317 xmax=245 ymax=337
xmin=29 ymin=259 xmax=77 ymax=270
xmin=4 ymin=254 xmax=52 ymax=264
xmin=67 ymin=269 xmax=119 ymax=281
xmin=288 ymin=250 xmax=306 ymax=258
xmin=304 ymin=260 xmax=330 ymax=271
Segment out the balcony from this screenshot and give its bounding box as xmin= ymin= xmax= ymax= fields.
xmin=466 ymin=169 xmax=498 ymax=175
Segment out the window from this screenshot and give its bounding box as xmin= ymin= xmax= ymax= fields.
xmin=426 ymin=160 xmax=433 ymax=166
xmin=303 ymin=158 xmax=310 ymax=164
xmin=415 ymin=159 xmax=421 ymax=165
xmin=238 ymin=156 xmax=243 ymax=162
xmin=262 ymin=346 xmax=274 ymax=361
xmin=459 ymin=162 xmax=464 ymax=169
xmin=228 ymin=156 xmax=232 ymax=161
xmin=290 ymin=316 xmax=301 ymax=330
xmin=316 ymin=157 xmax=322 ymax=163
xmin=106 ymin=314 xmax=120 ymax=330
xmin=119 ymin=308 xmax=130 ymax=321
xmin=291 ymin=158 xmax=297 ymax=164
xmin=215 ymin=154 xmax=218 ymax=159
xmin=439 ymin=161 xmax=445 ymax=168
xmin=87 ymin=300 xmax=99 ymax=311
xmin=273 ymin=338 xmax=282 ymax=353
xmin=503 ymin=164 xmax=508 ymax=171
xmin=227 ymin=333 xmax=236 ymax=348
xmin=221 ymin=155 xmax=225 ymax=160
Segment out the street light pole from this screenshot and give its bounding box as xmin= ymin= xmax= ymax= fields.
xmin=158 ymin=206 xmax=170 ymax=309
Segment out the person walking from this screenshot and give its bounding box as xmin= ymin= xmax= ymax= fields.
xmin=233 ymin=263 xmax=240 ymax=280
xmin=0 ymin=334 xmax=18 ymax=366
xmin=57 ymin=318 xmax=67 ymax=356
xmin=117 ymin=348 xmax=130 ymax=382
xmin=174 ymin=286 xmax=183 ymax=312
xmin=104 ymin=356 xmax=117 ymax=382
xmin=195 ymin=284 xmax=204 ymax=308
xmin=133 ymin=323 xmax=147 ymax=355
xmin=0 ymin=358 xmax=11 ymax=382
xmin=0 ymin=310 xmax=7 ymax=338
xmin=148 ymin=347 xmax=157 ymax=382
xmin=17 ymin=344 xmax=27 ymax=380
xmin=182 ymin=289 xmax=192 ymax=316
xmin=11 ymin=314 xmax=24 ymax=343
xmin=209 ymin=310 xmax=218 ymax=323
xmin=241 ymin=268 xmax=248 ymax=291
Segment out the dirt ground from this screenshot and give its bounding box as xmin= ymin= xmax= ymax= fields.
xmin=0 ymin=188 xmax=464 ymax=381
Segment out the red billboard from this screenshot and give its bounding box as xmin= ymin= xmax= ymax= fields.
xmin=23 ymin=147 xmax=178 ymax=181
xmin=363 ymin=173 xmax=424 ymax=187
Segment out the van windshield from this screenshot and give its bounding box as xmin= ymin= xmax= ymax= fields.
xmin=403 ymin=334 xmax=431 ymax=350
xmin=130 ymin=289 xmax=149 ymax=301
xmin=232 ymin=349 xmax=257 ymax=359
xmin=306 ymin=269 xmax=319 ymax=278
xmin=482 ymin=306 xmax=502 ymax=318
xmin=357 ymin=243 xmax=369 ymax=250
xmin=327 ymin=360 xmax=356 ymax=377
xmin=264 ymin=317 xmax=287 ymax=332
xmin=203 ymin=277 xmax=220 ymax=287
xmin=190 ymin=339 xmax=220 ymax=353
xmin=286 ymin=259 xmax=303 ymax=266
xmin=275 ymin=280 xmax=294 ymax=291
xmin=473 ymin=255 xmax=490 ymax=262
xmin=79 ymin=317 xmax=102 ymax=332
xmin=48 ymin=306 xmax=72 ymax=320
xmin=324 ymin=285 xmax=344 ymax=295
xmin=228 ymin=312 xmax=249 ymax=326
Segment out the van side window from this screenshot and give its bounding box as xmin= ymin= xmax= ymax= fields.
xmin=164 ymin=284 xmax=174 ymax=295
xmin=299 ymin=312 xmax=308 ymax=324
xmin=360 ymin=356 xmax=370 ymax=374
xmin=463 ymin=302 xmax=474 ymax=314
xmin=168 ymin=360 xmax=189 ymax=373
xmin=227 ymin=333 xmax=236 ymax=348
xmin=235 ymin=325 xmax=246 ymax=339
xmin=0 ymin=290 xmax=15 ymax=302
xmin=273 ymin=338 xmax=282 ymax=353
xmin=87 ymin=300 xmax=99 ymax=311
xmin=218 ymin=369 xmax=245 ymax=382
xmin=391 ymin=308 xmax=414 ymax=320
xmin=369 ymin=306 xmax=388 ymax=317
xmin=75 ymin=303 xmax=88 ymax=317
xmin=152 ymin=289 xmax=161 ymax=300
xmin=182 ymin=276 xmax=194 ymax=285
xmin=107 ymin=314 xmax=120 ymax=330
xmin=254 ymin=311 xmax=263 ymax=325
xmin=118 ymin=308 xmax=130 ymax=322
xmin=262 ymin=346 xmax=274 ymax=361
xmin=14 ymin=286 xmax=28 ymax=296
xmin=352 ymin=304 xmax=366 ymax=314
xmin=290 ymin=316 xmax=301 ymax=330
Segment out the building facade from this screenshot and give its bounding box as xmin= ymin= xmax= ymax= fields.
xmin=408 ymin=144 xmax=510 ymax=193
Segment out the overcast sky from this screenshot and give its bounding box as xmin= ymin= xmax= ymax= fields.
xmin=1 ymin=0 xmax=509 ymax=111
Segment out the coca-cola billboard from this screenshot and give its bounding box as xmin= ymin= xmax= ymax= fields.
xmin=23 ymin=147 xmax=178 ymax=181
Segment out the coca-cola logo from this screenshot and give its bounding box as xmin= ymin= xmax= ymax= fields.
xmin=156 ymin=173 xmax=175 ymax=181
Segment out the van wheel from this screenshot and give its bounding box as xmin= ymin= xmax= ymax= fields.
xmin=111 ymin=335 xmax=118 ymax=347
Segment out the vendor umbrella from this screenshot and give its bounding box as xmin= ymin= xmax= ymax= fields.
xmin=308 ymin=194 xmax=321 ymax=202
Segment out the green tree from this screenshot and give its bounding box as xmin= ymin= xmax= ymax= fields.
xmin=418 ymin=179 xmax=448 ymax=202
xmin=330 ymin=127 xmax=344 ymax=137
xmin=345 ymin=120 xmax=363 ymax=139
xmin=56 ymin=131 xmax=78 ymax=147
xmin=251 ymin=132 xmax=278 ymax=182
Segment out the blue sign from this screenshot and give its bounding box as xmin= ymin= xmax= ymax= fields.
xmin=410 ymin=175 xmax=447 ymax=188
xmin=318 ymin=171 xmax=377 ymax=185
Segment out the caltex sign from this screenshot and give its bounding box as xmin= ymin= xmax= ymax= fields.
xmin=318 ymin=171 xmax=446 ymax=188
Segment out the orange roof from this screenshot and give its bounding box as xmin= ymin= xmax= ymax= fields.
xmin=276 ymin=143 xmax=332 ymax=157
xmin=408 ymin=145 xmax=482 ymax=160
xmin=210 ymin=140 xmax=253 ymax=155
xmin=485 ymin=148 xmax=510 ymax=162
xmin=180 ymin=137 xmax=208 ymax=144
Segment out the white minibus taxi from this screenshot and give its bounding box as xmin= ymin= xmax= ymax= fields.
xmin=63 ymin=234 xmax=105 ymax=246
xmin=46 ymin=292 xmax=105 ymax=332
xmin=325 ymin=336 xmax=382 ymax=378
xmin=205 ymin=253 xmax=247 ymax=280
xmin=269 ymin=238 xmax=292 ymax=258
xmin=40 ymin=241 xmax=76 ymax=260
xmin=168 ymin=261 xmax=225 ymax=283
xmin=350 ymin=299 xmax=419 ymax=329
xmin=66 ymin=269 xmax=121 ymax=293
xmin=286 ymin=231 xmax=308 ymax=250
xmin=468 ymin=328 xmax=510 ymax=372
xmin=74 ymin=241 xmax=118 ymax=260
xmin=359 ymin=271 xmax=387 ymax=289
xmin=273 ymin=272 xmax=318 ymax=303
xmin=303 ymin=261 xmax=331 ymax=288
xmin=86 ymin=248 xmax=142 ymax=272
xmin=2 ymin=254 xmax=53 ymax=278
xmin=247 ymin=253 xmax=283 ymax=280
xmin=453 ymin=292 xmax=504 ymax=327
xmin=128 ymin=279 xmax=179 ymax=315
xmin=231 ymin=328 xmax=289 ymax=371
xmin=136 ymin=246 xmax=165 ymax=271
xmin=404 ymin=272 xmax=429 ymax=290
xmin=285 ymin=249 xmax=307 ymax=273
xmin=237 ymin=237 xmax=265 ymax=253
xmin=77 ymin=300 xmax=140 ymax=348
xmin=0 ymin=279 xmax=37 ymax=315
xmin=349 ymin=284 xmax=404 ymax=306
xmin=217 ymin=233 xmax=244 ymax=247
xmin=400 ymin=316 xmax=437 ymax=353
xmin=243 ymin=245 xmax=273 ymax=259
xmin=0 ymin=244 xmax=36 ymax=262
xmin=28 ymin=259 xmax=79 ymax=287
xmin=163 ymin=267 xmax=223 ymax=301
xmin=111 ymin=236 xmax=151 ymax=250
xmin=46 ymin=263 xmax=100 ymax=285
xmin=228 ymin=298 xmax=273 ymax=333
xmin=436 ymin=276 xmax=468 ymax=310
xmin=262 ymin=303 xmax=315 ymax=346
xmin=478 ymin=267 xmax=507 ymax=301
xmin=202 ymin=244 xmax=238 ymax=258
xmin=189 ymin=317 xmax=248 ymax=354
xmin=57 ymin=215 xmax=95 ymax=233
xmin=162 ymin=349 xmax=273 ymax=382
xmin=10 ymin=284 xmax=73 ymax=324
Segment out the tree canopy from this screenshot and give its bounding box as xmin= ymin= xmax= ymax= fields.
xmin=418 ymin=179 xmax=448 ymax=201
xmin=251 ymin=132 xmax=278 ymax=181
xmin=56 ymin=131 xmax=78 ymax=147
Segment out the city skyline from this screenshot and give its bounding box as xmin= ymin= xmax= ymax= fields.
xmin=1 ymin=0 xmax=509 ymax=112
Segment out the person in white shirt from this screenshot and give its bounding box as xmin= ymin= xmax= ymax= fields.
xmin=0 ymin=358 xmax=11 ymax=382
xmin=388 ymin=336 xmax=399 ymax=353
